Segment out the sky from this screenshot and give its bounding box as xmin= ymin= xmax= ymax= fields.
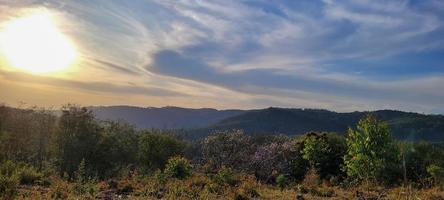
xmin=0 ymin=0 xmax=443 ymax=113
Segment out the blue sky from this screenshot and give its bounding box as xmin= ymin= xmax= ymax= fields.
xmin=0 ymin=0 xmax=443 ymax=113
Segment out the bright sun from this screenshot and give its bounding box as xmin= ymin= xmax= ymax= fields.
xmin=0 ymin=10 xmax=77 ymax=73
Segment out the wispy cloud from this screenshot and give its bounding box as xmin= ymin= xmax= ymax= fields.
xmin=0 ymin=0 xmax=443 ymax=113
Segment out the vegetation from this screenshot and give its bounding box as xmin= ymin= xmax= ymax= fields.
xmin=198 ymin=107 xmax=444 ymax=141
xmin=344 ymin=115 xmax=400 ymax=185
xmin=0 ymin=105 xmax=443 ymax=199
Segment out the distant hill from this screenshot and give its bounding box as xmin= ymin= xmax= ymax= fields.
xmin=88 ymin=106 xmax=444 ymax=141
xmin=89 ymin=106 xmax=244 ymax=129
xmin=190 ymin=108 xmax=444 ymax=141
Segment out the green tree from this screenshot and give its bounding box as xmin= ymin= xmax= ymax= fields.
xmin=54 ymin=105 xmax=101 ymax=179
xmin=138 ymin=131 xmax=185 ymax=171
xmin=344 ymin=115 xmax=400 ymax=185
xmin=302 ymin=132 xmax=346 ymax=180
xmin=93 ymin=121 xmax=139 ymax=178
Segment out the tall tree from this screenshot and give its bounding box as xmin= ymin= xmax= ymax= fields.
xmin=344 ymin=114 xmax=400 ymax=185
xmin=54 ymin=105 xmax=101 ymax=179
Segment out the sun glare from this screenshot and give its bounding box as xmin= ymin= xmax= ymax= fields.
xmin=0 ymin=10 xmax=77 ymax=73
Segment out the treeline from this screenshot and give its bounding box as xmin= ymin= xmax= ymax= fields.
xmin=0 ymin=105 xmax=444 ymax=198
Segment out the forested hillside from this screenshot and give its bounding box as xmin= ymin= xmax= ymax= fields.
xmin=197 ymin=108 xmax=444 ymax=141
xmin=90 ymin=106 xmax=244 ymax=129
xmin=89 ymin=106 xmax=444 ymax=141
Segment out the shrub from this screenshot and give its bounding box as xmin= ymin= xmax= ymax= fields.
xmin=17 ymin=165 xmax=43 ymax=185
xmin=48 ymin=177 xmax=71 ymax=199
xmin=276 ymin=174 xmax=287 ymax=189
xmin=214 ymin=167 xmax=237 ymax=186
xmin=0 ymin=174 xmax=19 ymax=199
xmin=302 ymin=132 xmax=346 ymax=180
xmin=73 ymin=179 xmax=97 ymax=197
xmin=427 ymin=164 xmax=444 ymax=185
xmin=164 ymin=156 xmax=192 ymax=180
xmin=202 ymin=130 xmax=253 ymax=170
xmin=285 ymin=141 xmax=310 ymax=183
xmin=238 ymin=176 xmax=260 ymax=198
xmin=138 ymin=132 xmax=185 ymax=171
xmin=75 ymin=158 xmax=87 ymax=183
xmin=153 ymin=169 xmax=167 ymax=185
xmin=0 ymin=161 xmax=18 ymax=177
xmin=251 ymin=142 xmax=294 ymax=182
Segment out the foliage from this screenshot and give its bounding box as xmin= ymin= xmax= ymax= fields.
xmin=54 ymin=105 xmax=101 ymax=179
xmin=276 ymin=174 xmax=287 ymax=189
xmin=344 ymin=114 xmax=401 ymax=185
xmin=427 ymin=164 xmax=444 ymax=185
xmin=138 ymin=131 xmax=185 ymax=171
xmin=17 ymin=165 xmax=43 ymax=185
xmin=250 ymin=138 xmax=310 ymax=183
xmin=200 ymin=108 xmax=444 ymax=141
xmin=75 ymin=158 xmax=87 ymax=183
xmin=1 ymin=104 xmax=444 ymax=199
xmin=285 ymin=140 xmax=310 ymax=182
xmin=302 ymin=132 xmax=346 ymax=180
xmin=164 ymin=156 xmax=192 ymax=179
xmin=214 ymin=167 xmax=238 ymax=186
xmin=202 ymin=130 xmax=253 ymax=171
xmin=0 ymin=173 xmax=19 ymax=199
xmin=93 ymin=121 xmax=139 ymax=178
xmin=251 ymin=142 xmax=285 ymax=182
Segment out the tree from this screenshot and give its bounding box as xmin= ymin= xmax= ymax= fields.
xmin=302 ymin=132 xmax=346 ymax=180
xmin=138 ymin=131 xmax=185 ymax=171
xmin=93 ymin=121 xmax=139 ymax=178
xmin=54 ymin=105 xmax=101 ymax=179
xmin=250 ymin=138 xmax=310 ymax=183
xmin=344 ymin=115 xmax=400 ymax=185
xmin=202 ymin=130 xmax=253 ymax=171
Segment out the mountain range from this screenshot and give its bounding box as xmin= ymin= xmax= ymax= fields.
xmin=91 ymin=106 xmax=444 ymax=141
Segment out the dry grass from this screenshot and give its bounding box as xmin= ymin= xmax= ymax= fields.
xmin=12 ymin=173 xmax=444 ymax=200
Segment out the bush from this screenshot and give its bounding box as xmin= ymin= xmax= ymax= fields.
xmin=276 ymin=174 xmax=287 ymax=189
xmin=74 ymin=180 xmax=97 ymax=197
xmin=214 ymin=167 xmax=237 ymax=186
xmin=153 ymin=169 xmax=167 ymax=185
xmin=138 ymin=132 xmax=186 ymax=171
xmin=427 ymin=164 xmax=444 ymax=185
xmin=238 ymin=176 xmax=260 ymax=198
xmin=202 ymin=130 xmax=253 ymax=170
xmin=0 ymin=161 xmax=18 ymax=177
xmin=164 ymin=156 xmax=192 ymax=180
xmin=48 ymin=177 xmax=71 ymax=199
xmin=0 ymin=174 xmax=19 ymax=199
xmin=18 ymin=165 xmax=43 ymax=185
xmin=302 ymin=132 xmax=346 ymax=180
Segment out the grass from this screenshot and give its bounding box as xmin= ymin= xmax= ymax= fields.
xmin=8 ymin=172 xmax=444 ymax=200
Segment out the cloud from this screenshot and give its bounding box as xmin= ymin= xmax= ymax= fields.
xmin=90 ymin=58 xmax=140 ymax=75
xmin=0 ymin=0 xmax=443 ymax=113
xmin=148 ymin=50 xmax=444 ymax=107
xmin=0 ymin=70 xmax=184 ymax=97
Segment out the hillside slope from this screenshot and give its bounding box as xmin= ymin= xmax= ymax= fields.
xmin=195 ymin=108 xmax=444 ymax=141
xmin=90 ymin=106 xmax=244 ymax=129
